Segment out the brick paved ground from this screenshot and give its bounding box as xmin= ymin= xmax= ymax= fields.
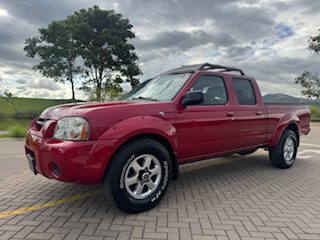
xmin=0 ymin=124 xmax=319 ymax=240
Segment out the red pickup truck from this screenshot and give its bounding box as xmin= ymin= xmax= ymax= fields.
xmin=25 ymin=63 xmax=311 ymax=213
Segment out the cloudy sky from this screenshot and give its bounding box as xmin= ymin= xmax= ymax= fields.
xmin=0 ymin=0 xmax=319 ymax=99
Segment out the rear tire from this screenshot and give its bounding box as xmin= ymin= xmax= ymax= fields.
xmin=269 ymin=129 xmax=298 ymax=169
xmin=103 ymin=138 xmax=172 ymax=213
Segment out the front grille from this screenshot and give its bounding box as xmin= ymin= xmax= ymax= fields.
xmin=36 ymin=118 xmax=49 ymax=130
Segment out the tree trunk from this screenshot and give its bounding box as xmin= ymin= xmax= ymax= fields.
xmin=67 ymin=64 xmax=75 ymax=101
xmin=70 ymin=80 xmax=75 ymax=101
xmin=96 ymin=81 xmax=102 ymax=102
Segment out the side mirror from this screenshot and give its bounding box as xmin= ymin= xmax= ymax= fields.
xmin=181 ymin=91 xmax=204 ymax=106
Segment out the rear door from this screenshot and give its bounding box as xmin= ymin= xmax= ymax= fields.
xmin=175 ymin=74 xmax=237 ymax=161
xmin=231 ymin=77 xmax=268 ymax=149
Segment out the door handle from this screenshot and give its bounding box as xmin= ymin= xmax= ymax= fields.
xmin=226 ymin=111 xmax=235 ymax=117
xmin=256 ymin=111 xmax=263 ymax=116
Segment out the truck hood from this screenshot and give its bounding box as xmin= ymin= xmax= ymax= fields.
xmin=39 ymin=100 xmax=175 ymax=140
xmin=40 ymin=100 xmax=142 ymax=120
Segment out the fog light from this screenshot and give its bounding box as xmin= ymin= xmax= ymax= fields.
xmin=51 ymin=163 xmax=61 ymax=177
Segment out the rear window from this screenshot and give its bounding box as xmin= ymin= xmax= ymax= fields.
xmin=232 ymin=78 xmax=256 ymax=105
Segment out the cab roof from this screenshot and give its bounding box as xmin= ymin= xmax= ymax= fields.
xmin=161 ymin=63 xmax=245 ymax=76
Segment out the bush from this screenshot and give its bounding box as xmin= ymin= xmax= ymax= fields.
xmin=0 ymin=112 xmax=6 ymax=119
xmin=310 ymin=105 xmax=320 ymax=119
xmin=11 ymin=110 xmax=41 ymax=119
xmin=7 ymin=125 xmax=27 ymax=138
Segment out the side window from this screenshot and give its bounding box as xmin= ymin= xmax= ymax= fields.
xmin=232 ymin=78 xmax=256 ymax=105
xmin=189 ymin=76 xmax=227 ymax=105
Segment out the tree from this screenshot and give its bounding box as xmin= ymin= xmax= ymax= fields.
xmin=24 ymin=20 xmax=81 ymax=100
xmin=308 ymin=31 xmax=320 ymax=53
xmin=295 ymin=30 xmax=320 ymax=99
xmin=69 ymin=6 xmax=141 ymax=101
xmin=295 ymin=71 xmax=320 ymax=99
xmin=2 ymin=91 xmax=13 ymax=102
xmin=24 ymin=6 xmax=141 ymax=102
xmin=0 ymin=76 xmax=13 ymax=101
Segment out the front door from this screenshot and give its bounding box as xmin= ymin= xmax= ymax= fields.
xmin=175 ymin=74 xmax=237 ymax=162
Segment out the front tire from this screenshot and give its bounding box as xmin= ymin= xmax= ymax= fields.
xmin=269 ymin=129 xmax=298 ymax=169
xmin=104 ymin=138 xmax=172 ymax=213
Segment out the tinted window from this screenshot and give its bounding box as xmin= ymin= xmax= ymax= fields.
xmin=232 ymin=78 xmax=256 ymax=105
xmin=189 ymin=76 xmax=227 ymax=105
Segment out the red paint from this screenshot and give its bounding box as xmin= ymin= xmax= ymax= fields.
xmin=25 ymin=70 xmax=311 ymax=184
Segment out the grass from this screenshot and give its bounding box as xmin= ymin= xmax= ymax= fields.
xmin=0 ymin=119 xmax=31 ymax=131
xmin=0 ymin=97 xmax=80 ymax=117
xmin=0 ymin=97 xmax=83 ymax=138
xmin=7 ymin=125 xmax=27 ymax=138
xmin=310 ymin=105 xmax=320 ymax=120
xmin=0 ymin=120 xmax=30 ymax=138
xmin=0 ymin=125 xmax=27 ymax=138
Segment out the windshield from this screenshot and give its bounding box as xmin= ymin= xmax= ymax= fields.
xmin=124 ymin=73 xmax=192 ymax=101
xmin=121 ymin=79 xmax=152 ymax=100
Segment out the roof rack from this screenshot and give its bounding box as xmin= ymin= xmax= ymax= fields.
xmin=198 ymin=63 xmax=245 ymax=75
xmin=161 ymin=63 xmax=245 ymax=75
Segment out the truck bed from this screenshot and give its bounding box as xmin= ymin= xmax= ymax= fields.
xmin=265 ymin=104 xmax=311 ymax=144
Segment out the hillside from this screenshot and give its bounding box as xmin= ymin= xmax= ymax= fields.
xmin=263 ymin=94 xmax=320 ymax=105
xmin=0 ymin=97 xmax=82 ymax=116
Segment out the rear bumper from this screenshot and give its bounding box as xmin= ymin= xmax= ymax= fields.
xmin=25 ymin=131 xmax=116 ymax=184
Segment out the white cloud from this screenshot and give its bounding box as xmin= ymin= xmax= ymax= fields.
xmin=0 ymin=8 xmax=11 ymax=18
xmin=0 ymin=0 xmax=319 ymax=99
xmin=258 ymin=79 xmax=302 ymax=98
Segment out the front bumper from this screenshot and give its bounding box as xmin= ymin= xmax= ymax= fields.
xmin=25 ymin=131 xmax=96 ymax=183
xmin=25 ymin=130 xmax=114 ymax=184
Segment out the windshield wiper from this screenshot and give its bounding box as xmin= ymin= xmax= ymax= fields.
xmin=131 ymin=96 xmax=158 ymax=101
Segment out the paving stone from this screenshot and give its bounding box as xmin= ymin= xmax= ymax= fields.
xmin=1 ymin=141 xmax=320 ymax=240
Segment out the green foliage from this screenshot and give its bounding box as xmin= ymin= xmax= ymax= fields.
xmin=7 ymin=125 xmax=27 ymax=138
xmin=308 ymin=30 xmax=320 ymax=53
xmin=4 ymin=91 xmax=13 ymax=99
xmin=0 ymin=112 xmax=6 ymax=119
xmin=12 ymin=110 xmax=42 ymax=119
xmin=0 ymin=119 xmax=31 ymax=131
xmin=310 ymin=105 xmax=320 ymax=119
xmin=24 ymin=20 xmax=80 ymax=100
xmin=71 ymin=6 xmax=141 ymax=101
xmin=295 ymin=30 xmax=320 ymax=99
xmin=295 ymin=71 xmax=320 ymax=99
xmin=24 ymin=5 xmax=141 ymax=102
xmin=0 ymin=97 xmax=80 ymax=119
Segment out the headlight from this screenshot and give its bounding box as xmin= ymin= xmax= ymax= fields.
xmin=53 ymin=117 xmax=90 ymax=141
